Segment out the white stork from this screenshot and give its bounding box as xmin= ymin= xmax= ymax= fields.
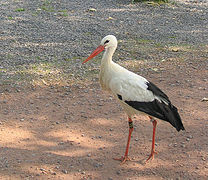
xmin=82 ymin=35 xmax=185 ymax=164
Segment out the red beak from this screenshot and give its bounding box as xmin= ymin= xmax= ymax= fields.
xmin=82 ymin=45 xmax=105 ymax=64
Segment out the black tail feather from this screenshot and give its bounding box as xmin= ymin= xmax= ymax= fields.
xmin=155 ymin=100 xmax=185 ymax=131
xmin=123 ymin=98 xmax=185 ymax=131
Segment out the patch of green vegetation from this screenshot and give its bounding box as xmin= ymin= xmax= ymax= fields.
xmin=32 ymin=12 xmax=39 ymax=16
xmin=15 ymin=8 xmax=25 ymax=12
xmin=40 ymin=0 xmax=54 ymax=12
xmin=58 ymin=9 xmax=68 ymax=16
xmin=58 ymin=9 xmax=67 ymax=13
xmin=168 ymin=36 xmax=177 ymax=39
xmin=41 ymin=5 xmax=54 ymax=12
xmin=42 ymin=0 xmax=51 ymax=6
xmin=64 ymin=56 xmax=79 ymax=62
xmin=136 ymin=38 xmax=153 ymax=44
xmin=169 ymin=1 xmax=177 ymax=5
xmin=1 ymin=42 xmax=206 ymax=89
xmin=35 ymin=0 xmax=69 ymax=16
xmin=0 ymin=57 xmax=94 ymax=87
xmin=8 ymin=16 xmax=14 ymax=20
xmin=60 ymin=12 xmax=68 ymax=16
xmin=84 ymin=32 xmax=93 ymax=36
xmin=36 ymin=56 xmax=41 ymax=60
xmin=133 ymin=0 xmax=168 ymax=3
xmin=7 ymin=54 xmax=13 ymax=59
xmin=64 ymin=58 xmax=71 ymax=62
xmin=154 ymin=42 xmax=164 ymax=49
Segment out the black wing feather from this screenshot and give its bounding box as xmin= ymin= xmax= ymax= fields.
xmin=146 ymin=81 xmax=170 ymax=103
xmin=117 ymin=81 xmax=185 ymax=131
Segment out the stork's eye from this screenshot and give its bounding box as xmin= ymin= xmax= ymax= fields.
xmin=104 ymin=40 xmax=109 ymax=44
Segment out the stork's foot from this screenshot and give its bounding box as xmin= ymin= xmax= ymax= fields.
xmin=113 ymin=156 xmax=131 ymax=164
xmin=146 ymin=150 xmax=158 ymax=162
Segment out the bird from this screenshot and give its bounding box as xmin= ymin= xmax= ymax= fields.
xmin=82 ymin=35 xmax=185 ymax=164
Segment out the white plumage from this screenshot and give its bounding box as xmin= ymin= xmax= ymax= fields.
xmin=107 ymin=64 xmax=156 ymax=117
xmin=82 ymin=35 xmax=184 ymax=164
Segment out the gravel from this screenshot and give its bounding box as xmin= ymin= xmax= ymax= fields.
xmin=0 ymin=0 xmax=207 ymax=67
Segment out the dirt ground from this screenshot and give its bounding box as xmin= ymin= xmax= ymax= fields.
xmin=0 ymin=0 xmax=208 ymax=179
xmin=0 ymin=56 xmax=207 ymax=180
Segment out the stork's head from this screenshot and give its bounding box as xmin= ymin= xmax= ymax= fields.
xmin=82 ymin=35 xmax=117 ymax=64
xmin=100 ymin=35 xmax=117 ymax=49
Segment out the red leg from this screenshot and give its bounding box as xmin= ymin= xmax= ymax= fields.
xmin=114 ymin=117 xmax=133 ymax=164
xmin=146 ymin=117 xmax=158 ymax=162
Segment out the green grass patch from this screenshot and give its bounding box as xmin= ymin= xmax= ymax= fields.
xmin=1 ymin=42 xmax=206 ymax=89
xmin=40 ymin=0 xmax=54 ymax=12
xmin=168 ymin=36 xmax=177 ymax=39
xmin=58 ymin=9 xmax=67 ymax=13
xmin=133 ymin=0 xmax=168 ymax=3
xmin=8 ymin=16 xmax=14 ymax=20
xmin=58 ymin=9 xmax=68 ymax=16
xmin=64 ymin=56 xmax=80 ymax=62
xmin=0 ymin=56 xmax=100 ymax=88
xmin=15 ymin=8 xmax=25 ymax=12
xmin=41 ymin=5 xmax=54 ymax=12
xmin=136 ymin=38 xmax=153 ymax=44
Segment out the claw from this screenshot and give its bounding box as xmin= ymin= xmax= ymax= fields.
xmin=113 ymin=156 xmax=131 ymax=164
xmin=145 ymin=150 xmax=158 ymax=162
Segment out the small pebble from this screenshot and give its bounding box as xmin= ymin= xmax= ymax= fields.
xmin=181 ymin=144 xmax=186 ymax=148
xmin=62 ymin=170 xmax=68 ymax=174
xmin=40 ymin=168 xmax=46 ymax=172
xmin=88 ymin=8 xmax=97 ymax=12
xmin=188 ymin=135 xmax=193 ymax=139
xmin=152 ymin=171 xmax=156 ymax=175
xmin=116 ymin=171 xmax=121 ymax=175
xmin=58 ymin=142 xmax=64 ymax=145
xmin=94 ymin=163 xmax=103 ymax=168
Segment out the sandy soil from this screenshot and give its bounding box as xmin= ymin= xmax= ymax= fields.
xmin=0 ymin=1 xmax=208 ymax=179
xmin=0 ymin=57 xmax=207 ymax=180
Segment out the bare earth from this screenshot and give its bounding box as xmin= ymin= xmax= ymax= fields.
xmin=0 ymin=57 xmax=208 ymax=179
xmin=0 ymin=0 xmax=208 ymax=179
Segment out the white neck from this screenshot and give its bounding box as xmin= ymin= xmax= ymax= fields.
xmin=99 ymin=46 xmax=117 ymax=91
xmin=101 ymin=46 xmax=116 ymax=66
